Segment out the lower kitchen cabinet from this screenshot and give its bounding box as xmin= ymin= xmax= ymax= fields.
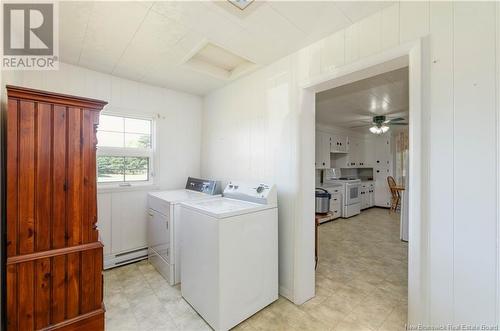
xmin=361 ymin=182 xmax=376 ymax=210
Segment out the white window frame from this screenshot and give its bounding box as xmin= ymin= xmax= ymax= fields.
xmin=96 ymin=111 xmax=157 ymax=191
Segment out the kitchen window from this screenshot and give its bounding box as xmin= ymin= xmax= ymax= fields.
xmin=96 ymin=114 xmax=155 ymax=187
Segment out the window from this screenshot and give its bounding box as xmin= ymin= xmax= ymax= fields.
xmin=97 ymin=114 xmax=154 ymax=186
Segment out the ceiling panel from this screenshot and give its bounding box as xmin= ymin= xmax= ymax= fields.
xmin=77 ymin=2 xmax=152 ymax=73
xmin=332 ymin=1 xmax=393 ymax=22
xmin=316 ymin=67 xmax=409 ymax=129
xmin=59 ymin=2 xmax=94 ymax=64
xmin=59 ymin=1 xmax=395 ymax=95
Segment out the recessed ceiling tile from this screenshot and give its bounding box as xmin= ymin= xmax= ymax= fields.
xmin=113 ymin=9 xmax=189 ymax=77
xmin=151 ymin=1 xmax=244 ymax=46
xmin=59 ymin=1 xmax=94 ymax=64
xmin=78 ymin=48 xmax=119 ymax=74
xmin=333 ymin=1 xmax=394 ymax=23
xmin=241 ymin=3 xmax=306 ymax=42
xmin=269 ymin=1 xmax=350 ymax=44
xmin=142 ymin=65 xmax=224 ymax=95
xmin=78 ymin=2 xmax=151 ymax=72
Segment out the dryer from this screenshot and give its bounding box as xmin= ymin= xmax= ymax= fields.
xmin=147 ymin=177 xmax=221 ymax=285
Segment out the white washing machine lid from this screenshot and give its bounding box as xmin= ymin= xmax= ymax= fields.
xmin=180 ymin=198 xmax=276 ymax=219
xmin=148 ymin=189 xmax=221 ymax=204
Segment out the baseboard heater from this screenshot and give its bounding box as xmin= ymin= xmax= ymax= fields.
xmin=104 ymin=247 xmax=148 ymax=270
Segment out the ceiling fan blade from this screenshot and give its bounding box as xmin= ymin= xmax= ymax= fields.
xmin=350 ymin=124 xmax=372 ymax=129
xmin=387 ymin=117 xmax=406 ymax=123
xmin=389 ymin=123 xmax=409 ymax=126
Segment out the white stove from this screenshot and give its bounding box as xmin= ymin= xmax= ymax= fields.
xmin=322 ymin=170 xmax=361 ymax=218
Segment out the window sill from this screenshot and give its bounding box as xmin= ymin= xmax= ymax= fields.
xmin=97 ymin=183 xmax=159 ymax=194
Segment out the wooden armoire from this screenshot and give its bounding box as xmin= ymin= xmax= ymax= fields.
xmin=5 ymin=86 xmax=107 ymax=330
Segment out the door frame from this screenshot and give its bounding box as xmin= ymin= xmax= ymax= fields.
xmin=295 ymin=38 xmax=426 ymax=324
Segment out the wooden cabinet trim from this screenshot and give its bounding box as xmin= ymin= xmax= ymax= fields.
xmin=6 ymin=242 xmax=103 ymax=265
xmin=6 ymin=85 xmax=107 ymax=110
xmin=41 ymin=306 xmax=104 ymax=331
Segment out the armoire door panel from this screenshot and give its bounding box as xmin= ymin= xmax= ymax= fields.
xmin=18 ymin=261 xmax=35 ymax=331
xmin=80 ymin=250 xmax=95 ymax=314
xmin=82 ymin=110 xmax=91 ymax=244
xmin=67 ymin=108 xmax=83 ymax=247
xmin=7 ymin=99 xmax=18 ymax=257
xmin=34 ymin=258 xmax=51 ymax=329
xmin=18 ymin=101 xmax=36 ymax=255
xmin=36 ymin=103 xmax=52 ymax=252
xmin=51 ymin=255 xmax=67 ymax=325
xmin=7 ymin=265 xmax=17 ymax=331
xmin=66 ymin=252 xmax=80 ymax=319
xmin=52 ymin=105 xmax=67 ymax=250
xmin=90 ymin=111 xmax=100 ymax=243
xmin=94 ymin=248 xmax=103 ymax=308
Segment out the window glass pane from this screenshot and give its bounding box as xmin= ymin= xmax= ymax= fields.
xmin=97 ymin=156 xmax=124 ymax=182
xmin=125 ymin=133 xmax=151 ymax=148
xmin=124 ymin=157 xmax=149 ymax=182
xmin=125 ymin=118 xmax=151 ymax=134
xmin=99 ymin=115 xmax=124 ymax=132
xmin=97 ymin=131 xmax=124 ymax=148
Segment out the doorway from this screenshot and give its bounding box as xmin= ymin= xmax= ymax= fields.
xmin=312 ymin=66 xmax=410 ymax=330
xmin=295 ymin=40 xmax=424 ymax=324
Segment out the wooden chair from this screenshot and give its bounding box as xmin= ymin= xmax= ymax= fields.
xmin=387 ymin=176 xmax=401 ymax=212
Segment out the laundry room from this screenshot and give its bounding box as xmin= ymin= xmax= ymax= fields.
xmin=1 ymin=1 xmax=500 ymax=331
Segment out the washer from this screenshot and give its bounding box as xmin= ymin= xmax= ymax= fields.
xmin=180 ymin=182 xmax=278 ymax=331
xmin=147 ymin=177 xmax=221 ymax=285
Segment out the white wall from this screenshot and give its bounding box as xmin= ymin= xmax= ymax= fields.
xmin=1 ymin=63 xmax=203 ymax=259
xmin=201 ymin=1 xmax=500 ymax=326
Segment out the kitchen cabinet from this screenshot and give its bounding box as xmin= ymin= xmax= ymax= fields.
xmin=369 ymin=183 xmax=375 ymax=207
xmin=374 ymin=136 xmax=393 ymax=207
xmin=360 ymin=184 xmax=369 ymax=209
xmin=330 ymin=191 xmax=342 ymax=219
xmin=361 ymin=181 xmax=375 ymax=209
xmin=315 ymin=131 xmax=331 ymax=169
xmin=331 ymin=134 xmax=349 ymax=153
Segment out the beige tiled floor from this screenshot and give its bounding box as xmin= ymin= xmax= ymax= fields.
xmin=104 ymin=207 xmax=407 ymax=331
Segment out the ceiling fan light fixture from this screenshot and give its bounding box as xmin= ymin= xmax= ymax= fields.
xmin=369 ymin=124 xmax=390 ymax=135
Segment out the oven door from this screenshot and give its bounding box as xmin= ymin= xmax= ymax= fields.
xmin=345 ymin=182 xmax=361 ymax=205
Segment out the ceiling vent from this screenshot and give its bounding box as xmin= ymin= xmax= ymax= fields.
xmin=227 ymin=0 xmax=254 ymax=10
xmin=212 ymin=0 xmax=264 ymax=19
xmin=183 ymin=41 xmax=257 ymax=80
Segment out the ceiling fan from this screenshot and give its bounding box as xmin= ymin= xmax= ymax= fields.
xmin=351 ymin=115 xmax=408 ymax=135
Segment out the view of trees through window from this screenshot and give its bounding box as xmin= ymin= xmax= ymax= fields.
xmin=97 ymin=115 xmax=152 ymax=183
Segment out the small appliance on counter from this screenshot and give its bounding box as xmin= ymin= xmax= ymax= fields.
xmin=315 ymin=188 xmax=331 ymax=213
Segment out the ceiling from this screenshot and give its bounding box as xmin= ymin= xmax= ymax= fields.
xmin=59 ymin=1 xmax=395 ymax=95
xmin=316 ymin=67 xmax=409 ymax=130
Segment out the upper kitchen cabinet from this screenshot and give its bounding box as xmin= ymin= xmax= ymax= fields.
xmin=330 ymin=134 xmax=349 ymax=153
xmin=315 ymin=131 xmax=331 ymax=169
